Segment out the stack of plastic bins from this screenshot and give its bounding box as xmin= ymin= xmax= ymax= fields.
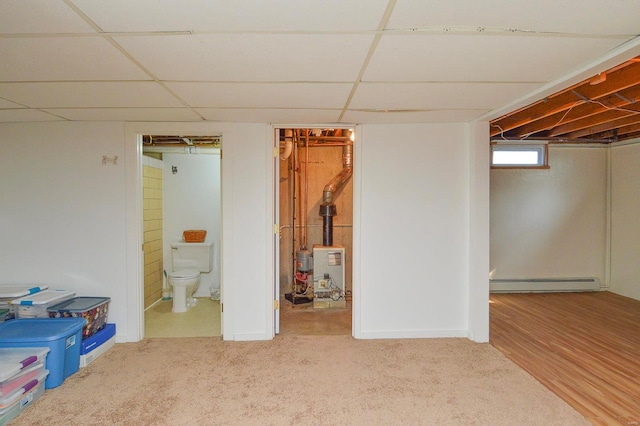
xmin=0 ymin=348 xmax=50 ymax=425
xmin=47 ymin=297 xmax=111 ymax=339
xmin=0 ymin=285 xmax=49 ymax=321
xmin=11 ymin=290 xmax=75 ymax=319
xmin=79 ymin=323 xmax=116 ymax=367
xmin=0 ymin=318 xmax=85 ymax=389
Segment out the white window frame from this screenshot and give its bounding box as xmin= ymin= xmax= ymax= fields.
xmin=491 ymin=142 xmax=549 ymax=169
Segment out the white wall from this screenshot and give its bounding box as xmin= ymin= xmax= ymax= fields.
xmin=0 ymin=121 xmax=128 ymax=335
xmin=1 ymin=120 xmax=489 ymax=343
xmin=355 ymin=123 xmax=480 ymax=339
xmin=610 ymin=142 xmax=640 ymax=299
xmin=490 ymin=146 xmax=608 ymax=283
xmin=162 ymin=152 xmax=221 ymax=298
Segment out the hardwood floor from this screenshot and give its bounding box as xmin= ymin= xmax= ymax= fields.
xmin=490 ymin=291 xmax=640 ymax=426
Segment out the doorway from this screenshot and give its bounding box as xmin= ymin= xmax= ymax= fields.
xmin=275 ymin=128 xmax=354 ymax=335
xmin=141 ymin=135 xmax=222 ymax=338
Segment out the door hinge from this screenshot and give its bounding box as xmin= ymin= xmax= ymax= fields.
xmin=273 ymin=147 xmax=278 ymax=158
xmin=274 ymin=224 xmax=279 ymax=234
xmin=220 ymin=303 xmax=223 ymax=313
xmin=274 ymin=300 xmax=279 ymax=310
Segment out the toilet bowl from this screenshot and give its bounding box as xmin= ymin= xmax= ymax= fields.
xmin=167 ymin=268 xmax=201 ymax=313
xmin=169 ymin=240 xmax=214 ymax=313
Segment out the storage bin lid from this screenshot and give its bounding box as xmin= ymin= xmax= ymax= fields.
xmin=0 ymin=285 xmax=48 ymax=299
xmin=10 ymin=290 xmax=75 ymax=306
xmin=0 ymin=318 xmax=86 ymax=342
xmin=0 ymin=348 xmax=49 ymax=382
xmin=47 ymin=297 xmax=110 ymax=313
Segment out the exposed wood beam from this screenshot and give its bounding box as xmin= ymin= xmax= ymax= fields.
xmin=510 ymin=86 xmax=640 ymax=138
xmin=490 ymin=60 xmax=640 ymax=137
xmin=560 ymin=112 xmax=640 ymax=139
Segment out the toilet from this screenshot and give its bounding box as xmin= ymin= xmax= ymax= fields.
xmin=167 ymin=241 xmax=214 ymax=313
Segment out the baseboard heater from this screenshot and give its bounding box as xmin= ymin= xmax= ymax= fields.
xmin=489 ymin=277 xmax=601 ymax=293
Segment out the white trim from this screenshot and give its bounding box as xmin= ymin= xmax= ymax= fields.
xmin=265 ymin=125 xmax=276 ymax=339
xmin=352 ymin=125 xmax=363 ymax=339
xmin=124 ymin=122 xmax=228 ymax=342
xmin=357 ymin=330 xmax=469 ymax=339
xmin=232 ymin=332 xmax=273 ymax=341
xmin=124 ymin=126 xmax=143 ymax=343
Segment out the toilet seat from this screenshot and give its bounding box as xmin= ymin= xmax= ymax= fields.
xmin=168 ymin=268 xmax=200 ymax=279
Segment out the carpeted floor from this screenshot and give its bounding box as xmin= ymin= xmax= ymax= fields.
xmin=9 ymin=336 xmax=588 ymax=425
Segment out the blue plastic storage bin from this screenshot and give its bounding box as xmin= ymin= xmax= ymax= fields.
xmin=0 ymin=318 xmax=85 ymax=389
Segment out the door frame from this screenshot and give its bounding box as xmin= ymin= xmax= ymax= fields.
xmin=125 ymin=122 xmax=225 ymax=342
xmin=272 ymin=125 xmax=359 ymax=336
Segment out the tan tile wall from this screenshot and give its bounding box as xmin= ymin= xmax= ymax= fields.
xmin=143 ymin=165 xmax=164 ymax=308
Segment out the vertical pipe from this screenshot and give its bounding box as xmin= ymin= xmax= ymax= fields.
xmin=291 ymin=132 xmax=298 ymax=281
xmin=303 ymin=130 xmax=310 ymax=249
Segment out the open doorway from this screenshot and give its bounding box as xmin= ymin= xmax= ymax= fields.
xmin=141 ymin=135 xmax=222 ymax=338
xmin=275 ymin=128 xmax=354 ymax=336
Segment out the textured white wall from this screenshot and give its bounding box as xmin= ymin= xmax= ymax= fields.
xmin=490 ymin=146 xmax=608 ymax=283
xmin=162 ymin=153 xmax=221 ymax=297
xmin=610 ymin=142 xmax=640 ymax=299
xmin=356 ymin=123 xmax=475 ymax=338
xmin=0 ymin=122 xmax=129 ymax=336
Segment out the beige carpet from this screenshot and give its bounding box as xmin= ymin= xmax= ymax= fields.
xmin=10 ymin=336 xmax=588 ymax=426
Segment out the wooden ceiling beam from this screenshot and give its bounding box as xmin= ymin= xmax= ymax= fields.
xmin=490 ymin=60 xmax=640 ymax=137
xmin=549 ymin=108 xmax=638 ymax=137
xmin=560 ymin=112 xmax=640 ymax=139
xmin=510 ymin=85 xmax=640 ymax=138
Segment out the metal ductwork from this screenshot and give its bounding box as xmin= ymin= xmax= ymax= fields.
xmin=319 ymin=144 xmax=352 ymax=246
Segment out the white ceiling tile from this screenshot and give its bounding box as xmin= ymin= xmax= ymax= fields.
xmin=389 ymin=0 xmax=640 ymax=35
xmin=0 ymin=98 xmax=25 ymax=108
xmin=342 ymin=109 xmax=489 ymax=124
xmin=0 ymin=38 xmax=149 ymax=82
xmin=114 ymin=34 xmax=373 ymax=82
xmin=167 ymin=82 xmax=353 ymax=109
xmin=73 ymin=0 xmax=389 ymax=32
xmin=196 ymin=108 xmax=341 ymax=124
xmin=0 ymin=82 xmax=184 ymax=108
xmin=0 ymin=109 xmax=63 ymax=122
xmin=363 ymin=34 xmax=627 ymax=82
xmin=350 ymin=82 xmax=543 ymax=110
xmin=0 ymin=0 xmax=94 ymax=34
xmin=42 ymin=108 xmax=202 ymax=122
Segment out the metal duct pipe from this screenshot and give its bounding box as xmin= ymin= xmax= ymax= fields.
xmin=280 ymin=129 xmax=293 ymax=160
xmin=319 ymin=144 xmax=353 ymax=246
xmin=322 ymin=144 xmax=353 ymax=204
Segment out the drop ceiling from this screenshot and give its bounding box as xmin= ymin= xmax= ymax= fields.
xmin=0 ymin=0 xmax=639 ymax=135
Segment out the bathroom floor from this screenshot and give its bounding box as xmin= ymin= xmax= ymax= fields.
xmin=144 ymin=296 xmax=352 ymax=338
xmin=145 ymin=297 xmax=221 ymax=338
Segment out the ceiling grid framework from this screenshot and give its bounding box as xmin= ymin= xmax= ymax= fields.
xmin=0 ymin=0 xmax=638 ymax=132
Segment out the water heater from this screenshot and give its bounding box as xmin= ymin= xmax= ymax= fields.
xmin=312 ymin=245 xmax=346 ymax=308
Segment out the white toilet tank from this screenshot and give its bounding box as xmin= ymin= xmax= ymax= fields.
xmin=171 ymin=241 xmax=214 ymax=272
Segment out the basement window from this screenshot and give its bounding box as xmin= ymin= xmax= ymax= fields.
xmin=491 ymin=142 xmax=549 ymax=169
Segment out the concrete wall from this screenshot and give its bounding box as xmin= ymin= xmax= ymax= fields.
xmin=490 ymin=146 xmax=608 ymax=284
